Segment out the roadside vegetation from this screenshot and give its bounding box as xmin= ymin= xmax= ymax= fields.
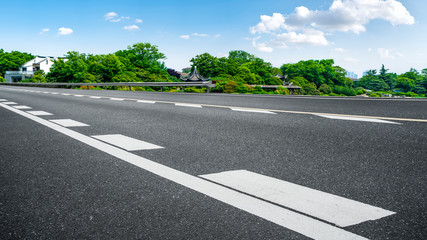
xmin=1 ymin=44 xmax=426 ymax=97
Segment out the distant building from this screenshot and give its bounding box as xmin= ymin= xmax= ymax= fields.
xmin=180 ymin=67 xmax=210 ymax=82
xmin=345 ymin=71 xmax=358 ymax=79
xmin=4 ymin=56 xmax=62 ymax=82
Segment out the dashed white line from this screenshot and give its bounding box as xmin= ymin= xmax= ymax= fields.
xmin=13 ymin=105 xmax=32 ymax=109
xmin=27 ymin=111 xmax=53 ymax=116
xmin=50 ymin=119 xmax=89 ymax=127
xmin=231 ymin=108 xmax=276 ymax=114
xmin=109 ymin=98 xmax=124 ymax=101
xmin=0 ymin=102 xmax=370 ymax=240
xmin=316 ymin=115 xmax=401 ymax=124
xmin=2 ymin=102 xmax=17 ymax=105
xmin=136 ymin=100 xmax=156 ymax=104
xmin=200 ymin=170 xmax=395 ymax=227
xmin=175 ymin=103 xmax=203 ymax=108
xmin=0 ymin=99 xmax=8 ymax=101
xmin=89 ymin=96 xmax=102 ymax=99
xmin=92 ymin=134 xmax=163 ymax=151
xmin=61 ymin=93 xmax=70 ymax=96
xmin=73 ymin=95 xmax=84 ymax=97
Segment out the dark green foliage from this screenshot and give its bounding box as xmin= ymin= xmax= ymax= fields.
xmin=0 ymin=49 xmax=34 ymax=77
xmin=47 ymin=42 xmax=169 ymax=83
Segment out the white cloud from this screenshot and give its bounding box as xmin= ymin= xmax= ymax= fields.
xmin=110 ymin=18 xmax=122 ymax=22
xmin=249 ymin=0 xmax=414 ymax=52
xmin=378 ymin=48 xmax=395 ymax=59
xmin=135 ymin=19 xmax=143 ymax=24
xmin=180 ymin=35 xmax=190 ymax=40
xmin=214 ymin=34 xmax=221 ymax=38
xmin=252 ymin=37 xmax=273 ymax=53
xmin=58 ymin=27 xmax=73 ymax=35
xmin=124 ymin=25 xmax=139 ymax=31
xmin=250 ymin=13 xmax=286 ymax=34
xmin=192 ymin=33 xmax=209 ymax=37
xmin=104 ymin=12 xmax=117 ymax=20
xmin=40 ymin=28 xmax=50 ymax=34
xmin=274 ymin=29 xmax=329 ymax=46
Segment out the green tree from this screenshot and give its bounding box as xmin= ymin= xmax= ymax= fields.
xmin=0 ymin=49 xmax=34 ymax=76
xmin=395 ymin=76 xmax=415 ymax=92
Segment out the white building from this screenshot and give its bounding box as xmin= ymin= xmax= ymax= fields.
xmin=4 ymin=56 xmax=59 ymax=82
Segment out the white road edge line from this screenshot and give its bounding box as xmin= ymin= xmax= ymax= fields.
xmin=50 ymin=119 xmax=90 ymax=127
xmin=200 ymin=170 xmax=395 ymax=227
xmin=92 ymin=134 xmax=163 ymax=151
xmin=231 ymin=108 xmax=276 ymax=114
xmin=0 ymin=102 xmax=368 ymax=240
xmin=13 ymin=106 xmax=32 ymax=109
xmin=175 ymin=103 xmax=203 ymax=108
xmin=26 ymin=111 xmax=53 ymax=116
xmin=137 ymin=100 xmax=156 ymax=104
xmin=316 ymin=115 xmax=401 ymax=124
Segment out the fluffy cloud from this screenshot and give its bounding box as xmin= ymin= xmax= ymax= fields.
xmin=104 ymin=12 xmax=118 ymax=21
xmin=252 ymin=37 xmax=273 ymax=53
xmin=250 ymin=0 xmax=414 ymax=52
xmin=180 ymin=35 xmax=190 ymax=40
xmin=58 ymin=27 xmax=73 ymax=35
xmin=135 ymin=19 xmax=143 ymax=24
xmin=124 ymin=25 xmax=139 ymax=31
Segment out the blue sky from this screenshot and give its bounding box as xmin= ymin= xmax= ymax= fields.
xmin=1 ymin=0 xmax=426 ymax=77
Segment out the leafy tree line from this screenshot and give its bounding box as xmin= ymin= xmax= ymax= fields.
xmin=24 ymin=43 xmax=176 ymax=84
xmin=355 ymin=65 xmax=427 ymax=95
xmin=2 ymin=43 xmax=426 ymax=96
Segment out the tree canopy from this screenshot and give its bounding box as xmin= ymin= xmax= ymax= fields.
xmin=0 ymin=49 xmax=34 ymax=77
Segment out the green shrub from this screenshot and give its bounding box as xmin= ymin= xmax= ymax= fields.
xmin=318 ymin=84 xmax=332 ymax=94
xmin=0 ymin=76 xmax=5 ymax=82
xmin=224 ymin=81 xmax=238 ymax=93
xmin=275 ymin=86 xmax=290 ymax=95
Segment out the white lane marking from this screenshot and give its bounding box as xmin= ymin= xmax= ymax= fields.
xmin=137 ymin=100 xmax=156 ymax=104
xmin=2 ymin=102 xmax=17 ymax=105
xmin=13 ymin=105 xmax=32 ymax=109
xmin=231 ymin=108 xmax=276 ymax=114
xmin=316 ymin=115 xmax=401 ymax=124
xmin=61 ymin=93 xmax=70 ymax=96
xmin=42 ymin=92 xmax=50 ymax=94
xmin=89 ymin=96 xmax=102 ymax=99
xmin=175 ymin=103 xmax=202 ymax=108
xmin=73 ymin=95 xmax=84 ymax=97
xmin=50 ymin=119 xmax=89 ymax=127
xmin=27 ymin=111 xmax=53 ymax=116
xmin=0 ymin=102 xmax=368 ymax=240
xmin=200 ymin=170 xmax=395 ymax=227
xmin=50 ymin=92 xmax=60 ymax=95
xmin=0 ymin=99 xmax=8 ymax=101
xmin=109 ymin=98 xmax=124 ymax=101
xmin=92 ymin=134 xmax=163 ymax=151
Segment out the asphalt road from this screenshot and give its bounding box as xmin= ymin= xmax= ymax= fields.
xmin=1 ymin=86 xmax=426 ymax=239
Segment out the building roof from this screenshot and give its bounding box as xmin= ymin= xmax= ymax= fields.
xmin=180 ymin=67 xmax=210 ymax=82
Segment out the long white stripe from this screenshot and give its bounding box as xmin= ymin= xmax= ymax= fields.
xmin=109 ymin=98 xmax=124 ymax=101
xmin=0 ymin=99 xmax=7 ymax=101
xmin=50 ymin=119 xmax=89 ymax=127
xmin=175 ymin=103 xmax=202 ymax=108
xmin=0 ymin=102 xmax=368 ymax=240
xmin=200 ymin=170 xmax=395 ymax=227
xmin=27 ymin=111 xmax=53 ymax=116
xmin=92 ymin=134 xmax=163 ymax=151
xmin=3 ymin=102 xmax=17 ymax=105
xmin=137 ymin=100 xmax=156 ymax=104
xmin=89 ymin=96 xmax=102 ymax=99
xmin=317 ymin=115 xmax=401 ymax=124
xmin=231 ymin=108 xmax=276 ymax=114
xmin=13 ymin=105 xmax=32 ymax=109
